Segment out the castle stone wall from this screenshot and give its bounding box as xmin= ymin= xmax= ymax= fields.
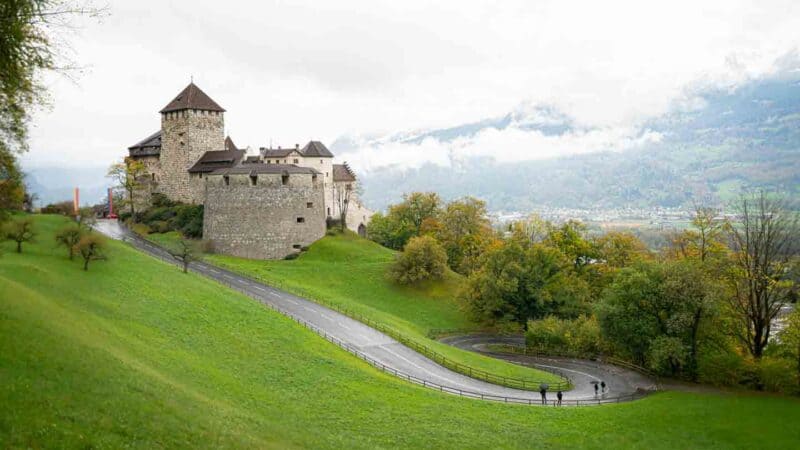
xmin=159 ymin=109 xmax=224 ymax=204
xmin=203 ymin=172 xmax=326 ymax=259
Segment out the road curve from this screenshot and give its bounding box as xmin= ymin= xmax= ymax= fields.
xmin=440 ymin=334 xmax=658 ymax=398
xmin=96 ymin=220 xmax=653 ymax=405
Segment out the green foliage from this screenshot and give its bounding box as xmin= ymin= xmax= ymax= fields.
xmin=75 ymin=233 xmax=106 ymax=271
xmin=435 ymin=197 xmax=495 ymax=275
xmin=39 ymin=200 xmax=73 ymax=215
xmin=596 ymin=260 xmax=720 ymax=377
xmin=3 ymin=216 xmax=35 ymax=253
xmin=54 ymin=223 xmax=83 ymax=260
xmin=525 ymin=315 xmax=602 ymax=355
xmin=387 ymin=235 xmax=448 ymax=285
xmin=134 ymin=202 xmax=204 ymax=238
xmin=462 ymin=237 xmax=590 ymax=328
xmin=757 ymin=357 xmax=800 ymax=395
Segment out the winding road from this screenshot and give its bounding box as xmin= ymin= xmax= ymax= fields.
xmin=96 ymin=220 xmax=656 ymax=406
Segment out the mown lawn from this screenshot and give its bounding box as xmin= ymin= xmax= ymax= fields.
xmin=3 ymin=215 xmax=798 ymax=449
xmin=203 ymin=231 xmax=563 ymax=383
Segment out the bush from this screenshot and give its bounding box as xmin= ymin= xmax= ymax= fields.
xmin=284 ymin=252 xmax=300 ymax=260
xmin=387 ymin=235 xmax=447 ymax=285
xmin=757 ymin=357 xmax=799 ymax=394
xmin=151 ymin=220 xmax=171 ymax=234
xmin=40 ymin=201 xmax=73 ymax=215
xmin=697 ymin=350 xmax=750 ymax=388
xmin=526 ymin=315 xmax=602 ymax=355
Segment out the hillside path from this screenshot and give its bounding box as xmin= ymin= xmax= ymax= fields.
xmin=96 ymin=219 xmax=654 ymax=405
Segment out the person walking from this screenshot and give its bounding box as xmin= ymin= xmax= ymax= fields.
xmin=593 ymin=382 xmax=599 ymax=396
xmin=556 ymin=390 xmax=563 ymax=406
xmin=539 ymin=384 xmax=548 ymax=405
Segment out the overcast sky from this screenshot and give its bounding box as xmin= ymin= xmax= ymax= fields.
xmin=22 ymin=0 xmax=800 ymax=171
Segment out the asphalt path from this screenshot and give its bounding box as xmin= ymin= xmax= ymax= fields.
xmin=95 ymin=220 xmax=654 ymax=405
xmin=440 ymin=334 xmax=658 ymax=399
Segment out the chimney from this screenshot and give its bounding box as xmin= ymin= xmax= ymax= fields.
xmin=295 ymin=143 xmax=299 ymax=150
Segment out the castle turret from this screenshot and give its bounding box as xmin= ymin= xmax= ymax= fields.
xmin=158 ymin=82 xmax=225 ymax=204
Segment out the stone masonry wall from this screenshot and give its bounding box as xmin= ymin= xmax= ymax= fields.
xmin=159 ymin=109 xmax=224 ymax=204
xmin=203 ymin=172 xmax=326 ymax=259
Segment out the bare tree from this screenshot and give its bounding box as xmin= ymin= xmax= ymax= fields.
xmin=333 ymin=182 xmax=353 ymax=232
xmin=171 ymin=239 xmax=200 ymax=273
xmin=726 ymin=192 xmax=799 ymax=358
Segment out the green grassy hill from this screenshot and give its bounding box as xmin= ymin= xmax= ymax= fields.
xmin=2 ymin=215 xmax=800 ymax=449
xmin=205 ymin=231 xmax=559 ymax=383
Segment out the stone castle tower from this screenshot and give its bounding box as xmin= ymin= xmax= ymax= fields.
xmin=158 ymin=83 xmax=225 ymax=203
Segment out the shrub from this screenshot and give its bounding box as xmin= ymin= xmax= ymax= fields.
xmin=284 ymin=252 xmax=300 ymax=260
xmin=757 ymin=357 xmax=799 ymax=394
xmin=697 ymin=350 xmax=749 ymax=387
xmin=387 ymin=235 xmax=447 ymax=285
xmin=40 ymin=201 xmax=73 ymax=215
xmin=526 ymin=315 xmax=602 ymax=355
xmin=151 ymin=220 xmax=171 ymax=234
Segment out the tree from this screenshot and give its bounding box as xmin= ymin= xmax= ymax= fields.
xmin=436 ymin=197 xmax=494 ymax=275
xmin=777 ymin=308 xmax=800 ymax=386
xmin=367 ymin=192 xmax=442 ymax=250
xmin=394 ymin=192 xmax=441 ymax=235
xmin=3 ymin=216 xmax=35 ymax=253
xmin=669 ymin=206 xmax=727 ymax=264
xmin=596 ymin=260 xmax=720 ymax=377
xmin=1 ymin=1 xmax=103 ymax=218
xmin=107 ymin=159 xmax=147 ymax=218
xmin=54 ymin=223 xmax=83 ymax=259
xmin=77 ymin=206 xmax=96 ymax=230
xmin=594 ymin=231 xmax=651 ymax=269
xmin=462 ymin=236 xmax=590 ymax=328
xmin=170 ymin=238 xmax=200 ymax=273
xmin=387 ymin=235 xmax=447 ymax=285
xmin=725 ymin=192 xmax=799 ymax=359
xmin=332 ymin=182 xmax=353 ymax=232
xmin=545 ymin=220 xmax=596 ymax=270
xmin=75 ymin=233 xmax=105 ymax=271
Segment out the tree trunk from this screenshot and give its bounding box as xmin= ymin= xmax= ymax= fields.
xmin=689 ymin=309 xmax=702 ymax=380
xmin=16 ymin=241 xmax=21 ymax=253
xmin=183 ymin=260 xmax=188 ymax=273
xmin=83 ymin=258 xmax=89 ymax=271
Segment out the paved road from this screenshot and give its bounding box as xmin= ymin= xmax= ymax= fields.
xmin=95 ymin=220 xmax=654 ymax=405
xmin=440 ymin=334 xmax=658 ymax=398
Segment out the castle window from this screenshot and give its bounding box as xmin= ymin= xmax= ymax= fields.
xmin=326 ymin=172 xmax=329 ymax=177
xmin=292 ymin=244 xmax=302 ymax=249
xmin=293 ymin=158 xmax=299 ymax=164
xmin=151 ymin=173 xmax=155 ymax=181
xmin=327 ymin=207 xmax=331 ymax=216
xmin=250 ymin=175 xmax=257 ymax=186
xmin=199 ymin=173 xmax=203 ymax=179
xmin=281 ymin=174 xmax=289 ymax=185
xmin=223 ymin=175 xmax=230 ymax=186
xmin=296 ymin=217 xmax=305 ymax=223
xmin=312 ymin=174 xmax=317 ymax=182
xmin=266 ymin=160 xmax=271 ymax=164
xmin=320 ymin=160 xmax=323 ymax=164
xmin=306 ymin=202 xmax=313 ymax=208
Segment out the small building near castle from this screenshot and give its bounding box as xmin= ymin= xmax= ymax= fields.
xmin=127 ymin=82 xmax=372 ymax=259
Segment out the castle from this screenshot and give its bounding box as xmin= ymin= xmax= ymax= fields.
xmin=127 ymin=82 xmax=372 ymax=259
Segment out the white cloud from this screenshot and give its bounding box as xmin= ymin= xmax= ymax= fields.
xmin=20 ymin=0 xmax=800 ymax=170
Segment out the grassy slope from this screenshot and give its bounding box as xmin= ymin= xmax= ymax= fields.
xmin=1 ymin=215 xmax=800 ymax=449
xmin=204 ymin=231 xmax=561 ymax=383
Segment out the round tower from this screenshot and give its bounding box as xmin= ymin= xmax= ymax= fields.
xmin=158 ymin=82 xmax=225 ymax=204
